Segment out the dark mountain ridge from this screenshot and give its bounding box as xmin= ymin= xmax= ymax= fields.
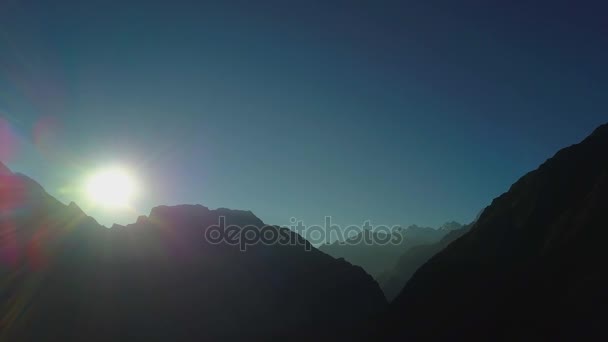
xmin=380 ymin=122 xmax=608 ymax=340
xmin=0 ymin=166 xmax=386 ymax=341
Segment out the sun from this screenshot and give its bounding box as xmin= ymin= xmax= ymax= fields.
xmin=85 ymin=167 xmax=137 ymax=208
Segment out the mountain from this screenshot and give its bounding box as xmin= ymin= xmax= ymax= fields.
xmin=438 ymin=220 xmax=465 ymax=232
xmin=0 ymin=165 xmax=387 ymax=341
xmin=400 ymin=223 xmax=459 ymax=244
xmin=377 ymin=224 xmax=471 ymax=301
xmin=380 ymin=123 xmax=608 ymax=340
xmin=319 ymin=223 xmax=461 ymax=279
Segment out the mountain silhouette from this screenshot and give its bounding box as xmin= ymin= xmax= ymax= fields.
xmin=4 ymin=121 xmax=608 ymax=341
xmin=0 ymin=166 xmax=386 ymax=341
xmin=378 ymin=123 xmax=608 ymax=340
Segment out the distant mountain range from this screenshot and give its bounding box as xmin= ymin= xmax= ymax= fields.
xmin=318 ymin=222 xmax=463 ymax=280
xmin=0 ymin=166 xmax=386 ymax=341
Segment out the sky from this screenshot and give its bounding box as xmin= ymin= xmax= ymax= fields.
xmin=0 ymin=0 xmax=607 ymax=228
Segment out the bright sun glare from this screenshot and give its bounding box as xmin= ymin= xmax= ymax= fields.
xmin=86 ymin=167 xmax=137 ymax=208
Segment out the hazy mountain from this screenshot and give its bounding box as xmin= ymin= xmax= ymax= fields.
xmin=319 ymin=229 xmax=406 ymax=278
xmin=319 ymin=223 xmax=461 ymax=279
xmin=438 ymin=221 xmax=465 ymax=232
xmin=400 ymin=223 xmax=459 ymax=244
xmin=379 ymin=123 xmax=608 ymax=340
xmin=0 ymin=165 xmax=386 ymax=341
xmin=377 ymin=224 xmax=471 ymax=301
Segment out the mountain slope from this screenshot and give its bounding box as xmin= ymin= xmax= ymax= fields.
xmin=382 ymin=123 xmax=608 ymax=340
xmin=0 ymin=166 xmax=386 ymax=341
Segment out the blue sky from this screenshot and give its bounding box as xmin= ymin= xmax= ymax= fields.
xmin=1 ymin=0 xmax=607 ymax=227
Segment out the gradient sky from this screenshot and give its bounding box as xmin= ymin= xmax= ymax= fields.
xmin=1 ymin=0 xmax=607 ymax=228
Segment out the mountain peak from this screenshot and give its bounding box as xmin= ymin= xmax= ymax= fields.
xmin=148 ymin=204 xmax=211 ymax=223
xmin=438 ymin=221 xmax=463 ymax=231
xmin=67 ymin=201 xmax=84 ymax=213
xmin=590 ymin=122 xmax=608 ymax=138
xmin=149 ymin=204 xmax=210 ymax=217
xmin=147 ymin=204 xmax=265 ymax=228
xmin=136 ymin=215 xmax=149 ymax=225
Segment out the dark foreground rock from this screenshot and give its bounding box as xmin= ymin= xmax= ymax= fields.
xmin=0 ymin=165 xmax=386 ymax=341
xmin=379 ymin=123 xmax=608 ymax=340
